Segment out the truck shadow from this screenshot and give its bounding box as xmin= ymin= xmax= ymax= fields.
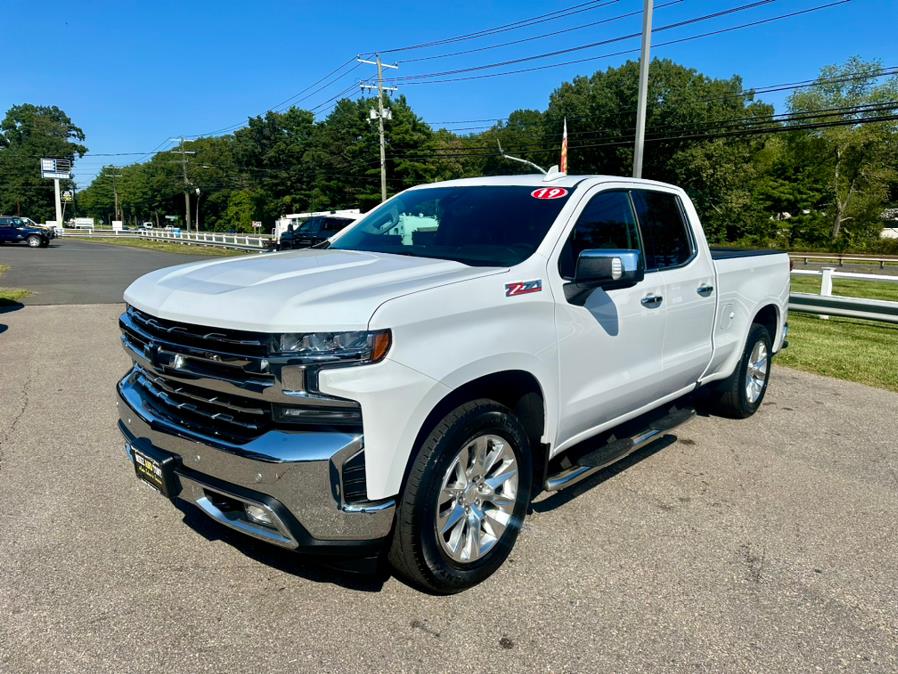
xmin=530 ymin=434 xmax=678 ymax=513
xmin=0 ymin=300 xmax=25 ymax=334
xmin=173 ymin=501 xmax=391 ymax=592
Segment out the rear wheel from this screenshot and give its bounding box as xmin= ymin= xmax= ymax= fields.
xmin=389 ymin=399 xmax=532 ymax=594
xmin=708 ymin=323 xmax=772 ymax=418
xmin=26 ymin=235 xmax=42 ymax=248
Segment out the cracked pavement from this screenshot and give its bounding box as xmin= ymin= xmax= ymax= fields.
xmin=1 ymin=303 xmax=897 ymax=673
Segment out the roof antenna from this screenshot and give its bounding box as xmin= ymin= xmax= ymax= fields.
xmin=497 ymin=138 xmax=547 ymax=175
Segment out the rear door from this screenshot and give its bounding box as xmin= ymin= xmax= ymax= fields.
xmin=631 ymin=189 xmax=716 ymax=392
xmin=551 ymin=187 xmax=668 ymax=448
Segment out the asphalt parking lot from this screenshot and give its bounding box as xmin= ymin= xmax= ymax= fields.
xmin=1 ymin=244 xmax=897 ymax=672
xmin=0 ymin=239 xmax=213 ymax=304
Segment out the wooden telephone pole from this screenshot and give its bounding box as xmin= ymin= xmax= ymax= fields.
xmin=359 ymin=55 xmax=398 ymax=202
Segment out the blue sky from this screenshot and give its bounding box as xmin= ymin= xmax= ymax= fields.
xmin=3 ymin=0 xmax=895 ymax=186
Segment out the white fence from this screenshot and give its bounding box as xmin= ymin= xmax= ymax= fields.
xmin=66 ymin=227 xmax=270 ymax=251
xmin=789 ymin=267 xmax=898 ymax=323
xmin=140 ymin=230 xmax=268 ymax=251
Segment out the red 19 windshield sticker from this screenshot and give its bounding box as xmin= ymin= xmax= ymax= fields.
xmin=531 ymin=187 xmax=568 ymax=200
xmin=505 ymin=280 xmax=543 ymax=297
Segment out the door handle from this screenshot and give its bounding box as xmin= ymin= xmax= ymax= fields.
xmin=641 ymin=294 xmax=663 ymax=308
xmin=697 ymin=283 xmax=714 ymax=297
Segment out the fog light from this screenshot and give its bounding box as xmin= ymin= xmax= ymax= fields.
xmin=244 ymin=504 xmax=274 ymax=527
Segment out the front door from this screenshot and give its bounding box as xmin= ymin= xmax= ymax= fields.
xmin=630 ymin=189 xmax=716 ymax=391
xmin=550 ymin=187 xmax=668 ymax=451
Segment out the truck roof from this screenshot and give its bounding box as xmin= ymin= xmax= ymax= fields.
xmin=417 ymin=174 xmax=681 ymax=191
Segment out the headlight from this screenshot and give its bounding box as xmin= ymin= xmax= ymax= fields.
xmin=271 ymin=329 xmax=391 ymax=363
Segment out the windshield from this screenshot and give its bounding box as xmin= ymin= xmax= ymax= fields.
xmin=297 ymin=217 xmax=325 ymax=234
xmin=330 ymin=185 xmax=574 ymax=267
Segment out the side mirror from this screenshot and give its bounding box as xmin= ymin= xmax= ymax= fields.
xmin=565 ymin=249 xmax=644 ymax=303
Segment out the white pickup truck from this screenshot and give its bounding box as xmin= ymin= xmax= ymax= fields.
xmin=117 ymin=174 xmax=789 ymax=593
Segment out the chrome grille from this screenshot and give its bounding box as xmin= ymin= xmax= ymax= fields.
xmin=126 ymin=306 xmax=268 ymax=357
xmin=135 ymin=369 xmax=270 ymax=442
xmin=120 ymin=307 xmax=274 ymax=443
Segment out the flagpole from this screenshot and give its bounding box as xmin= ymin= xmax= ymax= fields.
xmin=560 ymin=117 xmax=569 ymax=175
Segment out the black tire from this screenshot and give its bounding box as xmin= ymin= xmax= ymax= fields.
xmin=708 ymin=323 xmax=773 ymax=419
xmin=26 ymin=235 xmax=42 ymax=248
xmin=388 ymin=399 xmax=533 ymax=594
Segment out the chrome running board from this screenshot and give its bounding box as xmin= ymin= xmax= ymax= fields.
xmin=545 ymin=407 xmax=695 ymax=492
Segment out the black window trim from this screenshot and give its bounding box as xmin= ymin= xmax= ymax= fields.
xmin=630 ymin=188 xmax=697 ymax=274
xmin=556 ymin=188 xmax=645 ymax=281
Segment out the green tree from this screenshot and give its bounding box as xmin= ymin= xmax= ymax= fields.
xmin=788 ymin=57 xmax=898 ymax=243
xmin=544 ymin=60 xmax=776 ymax=239
xmin=0 ymin=104 xmax=87 ymax=221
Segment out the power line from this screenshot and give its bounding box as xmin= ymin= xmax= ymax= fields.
xmin=423 ymin=65 xmax=898 ymax=130
xmin=383 ymin=102 xmax=898 ymax=160
xmin=390 ymin=1 xmax=779 ymax=82
xmin=398 ymin=0 xmax=683 ymax=64
xmin=379 ymin=0 xmax=621 ymax=54
xmin=181 ymin=56 xmax=365 ymax=138
xmin=393 ymin=0 xmax=851 ymax=85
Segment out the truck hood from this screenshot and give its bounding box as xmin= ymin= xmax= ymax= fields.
xmin=123 ymin=248 xmax=502 ymax=332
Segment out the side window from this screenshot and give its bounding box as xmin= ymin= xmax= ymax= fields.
xmin=631 ymin=190 xmax=693 ymax=270
xmin=558 ymin=190 xmax=641 ymax=279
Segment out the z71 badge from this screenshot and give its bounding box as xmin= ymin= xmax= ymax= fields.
xmin=505 ymin=279 xmax=543 ymax=297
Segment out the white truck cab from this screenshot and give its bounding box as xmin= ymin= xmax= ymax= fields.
xmin=117 ymin=174 xmax=789 ymax=592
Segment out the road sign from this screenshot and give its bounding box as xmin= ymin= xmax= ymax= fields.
xmin=62 ymin=190 xmax=73 ymax=203
xmin=41 ymin=158 xmax=72 ymax=180
xmin=252 ymin=221 xmax=262 ymax=228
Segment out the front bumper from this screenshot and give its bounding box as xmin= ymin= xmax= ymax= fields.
xmin=117 ymin=373 xmax=395 ymax=553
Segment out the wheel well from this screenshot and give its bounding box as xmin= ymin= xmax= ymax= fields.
xmin=408 ymin=370 xmax=548 ymax=491
xmin=753 ymin=304 xmax=779 ymax=343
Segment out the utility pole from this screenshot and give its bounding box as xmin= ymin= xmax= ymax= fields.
xmin=110 ymin=172 xmax=123 ymax=222
xmin=170 ymin=137 xmax=196 ymax=232
xmin=632 ymin=0 xmax=654 ymax=179
xmin=359 ymin=54 xmax=398 ymax=202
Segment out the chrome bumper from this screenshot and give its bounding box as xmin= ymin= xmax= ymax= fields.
xmin=117 ymin=372 xmax=395 ymax=551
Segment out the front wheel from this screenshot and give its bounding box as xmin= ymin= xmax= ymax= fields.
xmin=389 ymin=399 xmax=533 ymax=594
xmin=26 ymin=235 xmax=42 ymax=248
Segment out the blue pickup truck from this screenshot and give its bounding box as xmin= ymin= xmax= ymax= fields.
xmin=0 ymin=216 xmax=52 ymax=248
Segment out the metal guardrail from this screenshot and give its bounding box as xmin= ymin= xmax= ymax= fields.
xmin=789 ymin=267 xmax=898 ymax=323
xmin=789 ymin=253 xmax=898 ymax=270
xmin=788 ymin=293 xmax=898 ymax=323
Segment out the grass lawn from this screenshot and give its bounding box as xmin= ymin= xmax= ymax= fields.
xmin=70 ymin=236 xmax=248 ymax=257
xmin=777 ymin=314 xmax=898 ymax=392
xmin=783 ymin=273 xmax=898 ymax=392
xmin=0 ymin=264 xmax=30 ymax=305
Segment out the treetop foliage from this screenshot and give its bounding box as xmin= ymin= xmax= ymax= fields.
xmin=3 ymin=57 xmax=896 ymax=250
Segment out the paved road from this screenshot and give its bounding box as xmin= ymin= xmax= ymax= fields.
xmin=1 ymin=303 xmax=896 ymax=672
xmin=0 ymin=239 xmax=219 ymax=305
